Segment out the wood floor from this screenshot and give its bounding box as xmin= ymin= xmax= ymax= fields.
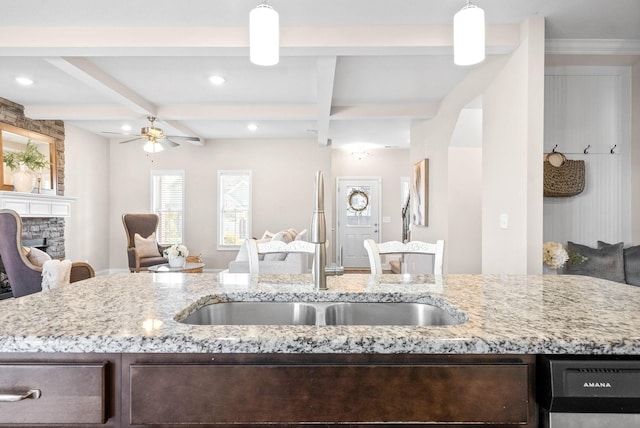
xmin=342 ymin=268 xmax=371 ymax=274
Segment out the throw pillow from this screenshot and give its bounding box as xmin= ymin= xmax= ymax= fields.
xmin=566 ymin=241 xmax=625 ymax=283
xmin=287 ymin=228 xmax=298 ymax=240
xmin=134 ymin=232 xmax=161 ymax=258
xmin=264 ymin=231 xmax=293 ymax=261
xmin=261 ymin=230 xmax=275 ymax=240
xmin=599 ymin=241 xmax=640 ymax=287
xmin=26 ymin=247 xmax=52 ymax=267
xmin=295 ymin=229 xmax=308 ymax=241
xmin=623 ymin=245 xmax=640 ymax=286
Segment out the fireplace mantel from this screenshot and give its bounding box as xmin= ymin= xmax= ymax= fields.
xmin=0 ymin=191 xmax=76 ymax=218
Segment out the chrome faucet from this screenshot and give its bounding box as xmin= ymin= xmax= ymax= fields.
xmin=311 ymin=170 xmax=328 ymax=290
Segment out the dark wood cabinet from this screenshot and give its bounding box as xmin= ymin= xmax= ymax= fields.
xmin=0 ymin=353 xmax=120 ymax=427
xmin=123 ymin=354 xmax=537 ymax=427
xmin=0 ymin=353 xmax=536 ymax=427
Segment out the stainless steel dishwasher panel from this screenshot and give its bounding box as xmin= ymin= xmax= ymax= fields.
xmin=538 ymin=356 xmax=640 ymax=428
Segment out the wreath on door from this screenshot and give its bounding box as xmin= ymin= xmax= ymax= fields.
xmin=348 ymin=189 xmax=369 ymax=213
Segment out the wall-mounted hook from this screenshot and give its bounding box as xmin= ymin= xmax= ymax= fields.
xmin=583 ymin=145 xmax=591 ymax=154
xmin=610 ymin=144 xmax=617 ymax=154
xmin=552 ymin=144 xmax=558 ymax=153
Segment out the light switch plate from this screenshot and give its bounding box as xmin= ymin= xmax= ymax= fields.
xmin=499 ymin=213 xmax=509 ymax=229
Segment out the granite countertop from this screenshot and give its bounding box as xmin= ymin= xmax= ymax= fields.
xmin=0 ymin=272 xmax=639 ymax=354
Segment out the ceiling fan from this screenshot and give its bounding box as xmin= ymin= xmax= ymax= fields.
xmin=102 ymin=116 xmax=200 ymax=153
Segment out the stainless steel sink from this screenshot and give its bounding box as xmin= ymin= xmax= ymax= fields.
xmin=180 ymin=302 xmax=317 ymax=326
xmin=324 ymin=302 xmax=462 ymax=326
xmin=179 ymin=301 xmax=462 ymax=326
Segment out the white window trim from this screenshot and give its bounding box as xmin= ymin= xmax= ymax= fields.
xmin=217 ymin=170 xmax=252 ymax=251
xmin=150 ymin=170 xmax=185 ymax=245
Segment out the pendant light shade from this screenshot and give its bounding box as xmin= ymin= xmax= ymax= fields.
xmin=143 ymin=139 xmax=164 ymax=153
xmin=250 ymin=3 xmax=279 ymax=66
xmin=453 ymin=1 xmax=485 ymax=66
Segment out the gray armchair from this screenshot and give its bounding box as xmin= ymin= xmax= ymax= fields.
xmin=122 ymin=213 xmax=168 ymax=272
xmin=0 ymin=209 xmax=95 ymax=298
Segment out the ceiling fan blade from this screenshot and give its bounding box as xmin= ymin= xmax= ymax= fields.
xmin=102 ymin=131 xmax=140 ymax=136
xmin=163 ymin=135 xmax=201 ymax=142
xmin=158 ymin=138 xmax=180 ymax=148
xmin=119 ymin=137 xmax=144 ymax=144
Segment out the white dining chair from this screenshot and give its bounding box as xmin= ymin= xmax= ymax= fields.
xmin=363 ymin=239 xmax=445 ymax=275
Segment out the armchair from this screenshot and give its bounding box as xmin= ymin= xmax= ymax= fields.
xmin=122 ymin=213 xmax=168 ymax=272
xmin=0 ymin=209 xmax=95 ymax=298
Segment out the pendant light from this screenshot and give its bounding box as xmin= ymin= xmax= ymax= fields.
xmin=249 ymin=2 xmax=279 ymax=66
xmin=453 ymin=0 xmax=485 ymax=66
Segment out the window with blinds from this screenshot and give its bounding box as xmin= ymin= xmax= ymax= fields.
xmin=151 ymin=170 xmax=184 ymax=245
xmin=218 ymin=170 xmax=251 ymax=248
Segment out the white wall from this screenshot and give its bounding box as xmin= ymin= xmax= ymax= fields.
xmin=64 ymin=124 xmax=111 ymax=273
xmin=481 ymin=17 xmax=545 ymax=274
xmin=630 ymin=60 xmax=640 ymax=243
xmin=447 ymin=102 xmax=483 ymax=273
xmin=410 ymin=16 xmax=545 ymax=274
xmin=543 ymin=66 xmax=632 ymax=248
xmin=108 ymin=137 xmax=332 ymax=271
xmin=410 ymin=55 xmax=510 ymax=273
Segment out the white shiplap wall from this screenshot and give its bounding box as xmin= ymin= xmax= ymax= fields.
xmin=543 ymin=66 xmax=631 ymax=247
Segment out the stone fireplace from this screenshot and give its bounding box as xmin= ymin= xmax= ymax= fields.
xmin=0 ymin=97 xmax=68 ymax=297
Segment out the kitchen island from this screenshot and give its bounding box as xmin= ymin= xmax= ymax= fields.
xmin=0 ymin=272 xmax=638 ymax=427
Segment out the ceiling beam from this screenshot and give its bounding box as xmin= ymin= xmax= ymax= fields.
xmin=45 ymin=57 xmax=203 ymax=141
xmin=24 ymin=103 xmax=436 ymax=121
xmin=0 ymin=24 xmax=520 ymax=57
xmin=316 ymin=56 xmax=337 ymax=146
xmin=331 ymin=104 xmax=438 ymax=120
xmin=45 ymin=57 xmax=157 ymax=115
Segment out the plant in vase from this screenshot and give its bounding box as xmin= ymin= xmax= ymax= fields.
xmin=2 ymin=140 xmax=49 ymax=193
xmin=163 ymin=244 xmax=189 ymax=268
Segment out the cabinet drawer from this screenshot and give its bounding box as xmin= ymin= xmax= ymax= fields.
xmin=0 ymin=362 xmax=107 ymax=424
xmin=130 ymin=363 xmax=529 ymax=425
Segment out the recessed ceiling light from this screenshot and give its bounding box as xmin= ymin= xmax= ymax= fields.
xmin=121 ymin=124 xmax=132 ymax=132
xmin=15 ymin=76 xmax=34 ymax=86
xmin=248 ymin=123 xmax=258 ymax=132
xmin=209 ymin=75 xmax=226 ymax=85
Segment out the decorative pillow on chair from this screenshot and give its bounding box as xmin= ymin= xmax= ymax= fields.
xmin=566 ymin=241 xmax=625 ymax=283
xmin=134 ymin=232 xmax=161 ymax=258
xmin=599 ymin=241 xmax=640 ymax=286
xmin=264 ymin=231 xmax=294 ymax=261
xmin=26 ymin=247 xmax=52 ymax=267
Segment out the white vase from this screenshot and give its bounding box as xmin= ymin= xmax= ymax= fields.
xmin=543 ymin=265 xmax=557 ymax=275
xmin=168 ymin=256 xmax=185 ymax=268
xmin=11 ymin=165 xmax=34 ymax=193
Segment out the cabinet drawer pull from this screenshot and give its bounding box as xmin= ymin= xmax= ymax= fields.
xmin=0 ymin=389 xmax=41 ymax=402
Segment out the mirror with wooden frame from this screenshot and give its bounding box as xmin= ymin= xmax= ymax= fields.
xmin=0 ymin=123 xmax=57 ymax=194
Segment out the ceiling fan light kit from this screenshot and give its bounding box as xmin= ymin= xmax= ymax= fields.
xmin=249 ymin=2 xmax=279 ymax=66
xmin=453 ymin=0 xmax=485 ymax=66
xmin=143 ymin=140 xmax=164 ymax=153
xmin=103 ymin=116 xmax=198 ymax=152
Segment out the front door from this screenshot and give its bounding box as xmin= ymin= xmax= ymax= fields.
xmin=336 ymin=177 xmax=381 ymax=269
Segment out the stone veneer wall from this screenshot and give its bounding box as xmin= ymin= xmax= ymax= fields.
xmin=21 ymin=218 xmax=66 ymax=258
xmin=0 ymin=98 xmax=66 ymax=296
xmin=0 ymin=97 xmax=65 ymax=194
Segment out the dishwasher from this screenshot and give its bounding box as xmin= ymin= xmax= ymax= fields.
xmin=538 ymin=355 xmax=640 ymax=427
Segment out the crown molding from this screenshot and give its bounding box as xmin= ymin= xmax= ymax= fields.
xmin=546 ymin=39 xmax=640 ymax=55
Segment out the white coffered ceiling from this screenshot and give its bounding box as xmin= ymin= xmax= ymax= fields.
xmin=0 ymin=0 xmax=638 ymax=150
